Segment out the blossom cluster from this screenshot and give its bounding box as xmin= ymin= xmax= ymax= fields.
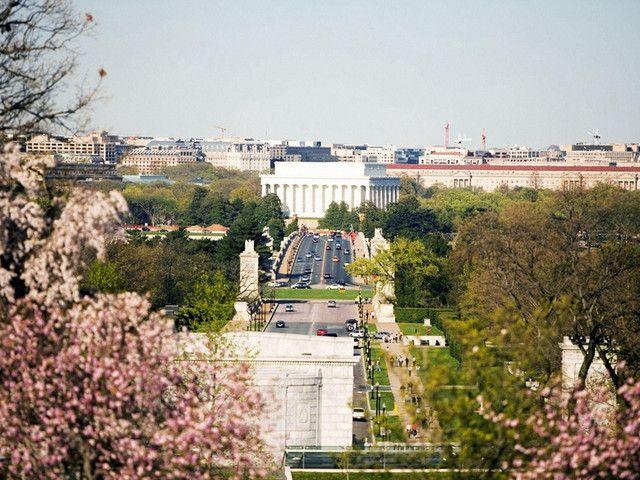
xmin=0 ymin=146 xmax=270 ymax=478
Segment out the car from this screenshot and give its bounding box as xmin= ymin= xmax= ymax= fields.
xmin=325 ymin=245 xmax=331 ymax=250
xmin=326 ymin=283 xmax=341 ymax=290
xmin=297 ymin=257 xmax=303 ymax=262
xmin=336 ymin=280 xmax=346 ymax=286
xmin=332 ymin=256 xmax=339 ymax=262
xmin=268 ymin=280 xmax=288 ymax=287
xmin=327 ymin=237 xmax=333 ymax=242
xmin=305 ymin=252 xmax=313 ymax=258
xmin=301 ymin=276 xmax=310 ymax=282
xmin=335 ymin=243 xmax=341 ymax=250
xmin=344 ymin=262 xmax=350 ymax=267
xmin=316 ymin=329 xmax=328 ymax=336
xmin=344 ymin=249 xmax=350 ymax=255
xmin=323 ymin=273 xmax=332 ymax=279
xmin=352 ymin=408 xmax=366 ymax=421
xmin=285 ymin=304 xmax=294 ymax=312
xmin=314 ymin=255 xmax=322 ymax=261
xmin=349 ymin=329 xmax=365 ymax=338
xmin=324 ymin=332 xmax=338 ymax=337
xmin=345 ymin=318 xmax=358 ymax=326
xmin=275 ymin=320 xmax=286 ymax=328
xmin=375 ymin=331 xmax=391 ymax=340
xmin=327 ymin=300 xmax=337 ymax=308
xmin=291 ymin=283 xmax=311 ymax=289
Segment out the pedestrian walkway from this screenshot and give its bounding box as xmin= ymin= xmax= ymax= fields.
xmin=374 ymin=318 xmax=440 ymax=442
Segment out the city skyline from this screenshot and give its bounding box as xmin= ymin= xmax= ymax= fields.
xmin=76 ymin=0 xmax=640 ymax=148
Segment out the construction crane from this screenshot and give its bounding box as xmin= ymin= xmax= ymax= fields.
xmin=453 ymin=133 xmax=472 ymax=148
xmin=443 ymin=122 xmax=450 ymax=148
xmin=587 ymin=129 xmax=601 ymax=145
xmin=481 ymin=128 xmax=487 ymax=150
xmin=214 ymin=126 xmax=227 ymax=139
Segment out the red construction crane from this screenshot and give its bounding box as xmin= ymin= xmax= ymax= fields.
xmin=214 ymin=126 xmax=227 ymax=139
xmin=481 ymin=128 xmax=487 ymax=150
xmin=443 ymin=122 xmax=450 ymax=148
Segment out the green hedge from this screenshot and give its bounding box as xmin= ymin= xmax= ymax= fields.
xmin=396 ymin=308 xmax=461 ymax=363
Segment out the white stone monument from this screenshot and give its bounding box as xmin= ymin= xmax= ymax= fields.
xmin=177 ymin=332 xmax=358 ymax=455
xmin=370 ymin=228 xmax=396 ymax=323
xmin=239 ymin=239 xmax=260 ymax=302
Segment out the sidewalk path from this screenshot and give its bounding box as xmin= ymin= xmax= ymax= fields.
xmin=374 ymin=318 xmax=440 ymax=442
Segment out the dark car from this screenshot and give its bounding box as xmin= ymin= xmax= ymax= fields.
xmin=324 ymin=332 xmax=338 ymax=337
xmin=337 ymin=280 xmax=346 ymax=286
xmin=323 ymin=273 xmax=332 ymax=279
xmin=344 ymin=249 xmax=350 ymax=255
xmin=275 ymin=320 xmax=286 ymax=328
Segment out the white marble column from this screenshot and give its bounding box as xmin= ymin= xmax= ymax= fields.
xmin=291 ymin=184 xmax=298 ymax=214
xmin=322 ymin=185 xmax=327 ymax=212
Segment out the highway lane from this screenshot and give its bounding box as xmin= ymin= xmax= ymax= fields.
xmin=288 ymin=233 xmax=354 ymax=288
xmin=265 ymin=300 xmax=358 ymax=337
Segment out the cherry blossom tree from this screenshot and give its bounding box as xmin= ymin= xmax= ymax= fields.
xmin=0 ymin=144 xmax=271 ymax=478
xmin=480 ymin=378 xmax=640 ymax=479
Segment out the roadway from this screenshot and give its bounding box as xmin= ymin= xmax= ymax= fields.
xmin=289 ymin=233 xmax=354 ymax=288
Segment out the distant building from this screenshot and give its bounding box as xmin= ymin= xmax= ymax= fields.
xmin=202 ymin=139 xmax=271 ymax=171
xmin=395 ymin=147 xmax=425 ymax=165
xmin=270 ymin=141 xmax=332 ymax=164
xmin=331 ymin=144 xmax=395 ymax=163
xmin=119 ymin=145 xmax=199 ymax=174
xmin=487 ymin=146 xmax=564 ymax=164
xmin=419 ymin=146 xmax=470 ymax=165
xmin=26 ymin=131 xmax=131 ymax=164
xmin=44 ymin=161 xmax=121 ymax=183
xmin=389 ymin=163 xmax=640 ymax=191
xmin=184 ymin=224 xmax=229 ymax=241
xmin=561 ymin=143 xmax=639 ymax=165
xmin=260 ymin=161 xmax=401 ymax=218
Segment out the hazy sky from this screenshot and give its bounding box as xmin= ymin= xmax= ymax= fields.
xmin=76 ymin=0 xmax=640 ymax=148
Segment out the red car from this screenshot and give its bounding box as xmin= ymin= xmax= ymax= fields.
xmin=316 ymin=329 xmax=328 ymax=336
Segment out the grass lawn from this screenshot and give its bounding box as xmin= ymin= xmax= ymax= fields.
xmin=369 ymin=345 xmax=391 ymax=386
xmin=275 ymin=288 xmax=370 ymax=300
xmin=377 ymin=390 xmax=396 ymax=412
xmin=398 ymin=323 xmax=444 ymax=337
xmin=409 ymin=346 xmax=459 ymax=385
xmin=374 ymin=414 xmax=405 ymax=442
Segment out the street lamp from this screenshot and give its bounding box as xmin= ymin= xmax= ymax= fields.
xmin=369 ymin=364 xmax=374 ymax=399
xmin=382 ymin=403 xmax=387 ymax=441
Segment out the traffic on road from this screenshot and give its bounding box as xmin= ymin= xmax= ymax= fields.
xmin=287 ymin=232 xmax=354 ymax=289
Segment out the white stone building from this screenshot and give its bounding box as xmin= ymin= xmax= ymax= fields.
xmin=389 ymin=164 xmax=640 ymax=191
xmin=119 ymin=145 xmax=199 ymax=174
xmin=26 ymin=131 xmax=130 ymax=164
xmin=178 ymin=331 xmax=357 ymax=454
xmin=260 ymin=162 xmax=401 ymax=218
xmin=202 ymin=139 xmax=271 ymax=171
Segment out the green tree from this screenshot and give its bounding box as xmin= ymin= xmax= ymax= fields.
xmin=82 ymin=260 xmax=124 ymax=294
xmin=123 ymin=184 xmax=179 ymax=225
xmin=284 ymin=217 xmax=299 ymax=236
xmin=318 ymin=201 xmax=359 ymax=231
xmin=174 ymin=272 xmax=237 ymax=332
xmin=383 ymin=196 xmax=443 ymax=240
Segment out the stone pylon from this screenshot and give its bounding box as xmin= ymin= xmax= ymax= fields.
xmin=370 ymin=228 xmax=396 ymax=323
xmin=239 ymin=239 xmax=260 ymax=302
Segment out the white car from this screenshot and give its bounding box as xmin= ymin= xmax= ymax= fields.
xmin=352 ymin=407 xmax=366 ymax=420
xmin=326 ymin=284 xmax=341 ymax=290
xmin=349 ymin=329 xmax=365 ymax=338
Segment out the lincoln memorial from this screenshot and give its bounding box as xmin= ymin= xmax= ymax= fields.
xmin=260 ymin=161 xmax=401 ymax=218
